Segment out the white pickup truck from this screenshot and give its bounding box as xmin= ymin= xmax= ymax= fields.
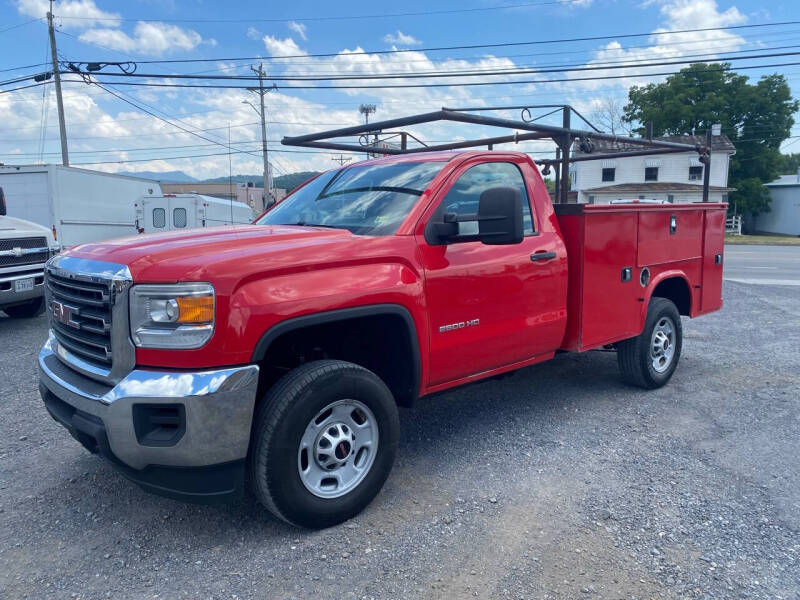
xmin=0 ymin=187 xmax=58 ymax=318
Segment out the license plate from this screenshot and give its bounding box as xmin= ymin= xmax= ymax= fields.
xmin=14 ymin=278 xmax=34 ymax=293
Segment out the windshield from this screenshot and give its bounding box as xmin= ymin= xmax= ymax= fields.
xmin=256 ymin=161 xmax=445 ymax=235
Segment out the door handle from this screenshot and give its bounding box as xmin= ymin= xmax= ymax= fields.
xmin=530 ymin=251 xmax=557 ymax=262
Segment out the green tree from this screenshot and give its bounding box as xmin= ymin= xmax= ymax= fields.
xmin=623 ymin=63 xmax=798 ymax=215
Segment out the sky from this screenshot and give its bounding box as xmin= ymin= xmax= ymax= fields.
xmin=1 ymin=0 xmax=800 ymax=181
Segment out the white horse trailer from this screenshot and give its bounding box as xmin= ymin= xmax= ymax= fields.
xmin=136 ymin=194 xmax=254 ymax=233
xmin=0 ymin=165 xmax=161 ymax=247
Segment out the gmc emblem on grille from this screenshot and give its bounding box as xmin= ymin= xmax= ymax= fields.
xmin=50 ymin=300 xmax=80 ymax=329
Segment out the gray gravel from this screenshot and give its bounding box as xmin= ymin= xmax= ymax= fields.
xmin=1 ymin=280 xmax=798 ymax=599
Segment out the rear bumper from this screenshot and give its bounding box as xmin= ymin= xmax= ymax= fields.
xmin=38 ymin=334 xmax=259 ymax=503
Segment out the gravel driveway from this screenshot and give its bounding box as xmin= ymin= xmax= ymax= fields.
xmin=1 ymin=280 xmax=798 ymax=599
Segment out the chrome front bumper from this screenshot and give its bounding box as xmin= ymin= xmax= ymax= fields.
xmin=38 ymin=333 xmax=259 ymax=471
xmin=0 ymin=269 xmax=45 ymax=307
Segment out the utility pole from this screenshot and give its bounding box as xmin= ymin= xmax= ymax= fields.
xmin=359 ymin=104 xmax=376 ymax=160
xmin=248 ymin=64 xmax=276 ymax=211
xmin=47 ymin=0 xmax=69 ymax=166
xmin=331 ymin=154 xmax=352 ymax=167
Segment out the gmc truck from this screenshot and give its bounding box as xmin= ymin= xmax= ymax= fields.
xmin=38 ymin=150 xmax=725 ymax=528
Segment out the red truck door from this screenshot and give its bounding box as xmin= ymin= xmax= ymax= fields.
xmin=416 ymin=158 xmax=566 ymax=386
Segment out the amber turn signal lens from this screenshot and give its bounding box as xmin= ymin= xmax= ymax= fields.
xmin=175 ymin=295 xmax=214 ymax=323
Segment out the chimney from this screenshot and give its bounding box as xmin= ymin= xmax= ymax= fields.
xmin=711 ymin=123 xmax=722 ymax=136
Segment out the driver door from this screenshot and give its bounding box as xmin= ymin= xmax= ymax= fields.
xmin=416 ymin=157 xmax=565 ymax=386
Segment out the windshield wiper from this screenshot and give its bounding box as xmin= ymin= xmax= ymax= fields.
xmin=289 ymin=221 xmax=343 ymax=229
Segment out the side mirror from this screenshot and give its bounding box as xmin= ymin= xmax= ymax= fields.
xmin=426 ymin=186 xmax=524 ymax=246
xmin=0 ymin=187 xmax=6 ymax=216
xmin=477 ymin=186 xmax=524 ymax=245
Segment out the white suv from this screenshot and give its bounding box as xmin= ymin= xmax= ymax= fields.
xmin=0 ymin=187 xmax=58 ymax=318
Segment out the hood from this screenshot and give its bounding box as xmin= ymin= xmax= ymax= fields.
xmin=65 ymin=224 xmax=363 ymax=283
xmin=0 ymin=216 xmax=55 ymax=242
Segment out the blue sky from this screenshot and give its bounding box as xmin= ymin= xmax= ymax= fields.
xmin=2 ymin=0 xmax=800 ymax=180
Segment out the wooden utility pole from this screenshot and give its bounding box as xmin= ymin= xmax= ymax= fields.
xmin=47 ymin=0 xmax=69 ymax=166
xmin=250 ymin=64 xmax=276 ymax=210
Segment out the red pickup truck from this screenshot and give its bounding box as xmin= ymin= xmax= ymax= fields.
xmin=38 ymin=150 xmax=725 ymax=528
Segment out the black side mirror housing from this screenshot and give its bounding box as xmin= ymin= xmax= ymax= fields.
xmin=0 ymin=187 xmax=6 ymax=216
xmin=425 ymin=186 xmax=524 ymax=246
xmin=477 ymin=186 xmax=524 ymax=245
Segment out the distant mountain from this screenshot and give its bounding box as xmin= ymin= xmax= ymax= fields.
xmin=118 ymin=170 xmax=198 ymax=183
xmin=201 ymin=172 xmax=321 ymax=192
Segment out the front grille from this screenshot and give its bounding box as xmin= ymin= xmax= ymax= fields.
xmin=0 ymin=237 xmax=49 ymax=268
xmin=46 ymin=271 xmax=113 ymax=367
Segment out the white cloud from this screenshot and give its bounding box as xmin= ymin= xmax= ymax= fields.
xmin=247 ymin=26 xmax=262 ymax=40
xmin=16 ymin=0 xmax=120 ymax=28
xmin=565 ymin=0 xmax=747 ymax=92
xmin=262 ymin=35 xmax=306 ymax=57
xmin=287 ymin=21 xmax=307 ymax=41
xmin=79 ymin=22 xmax=204 ymax=56
xmin=382 ymin=31 xmax=421 ymax=46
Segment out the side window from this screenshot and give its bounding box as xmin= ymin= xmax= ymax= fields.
xmin=173 ymin=207 xmax=187 ymax=228
xmin=438 ymin=162 xmax=535 ymax=236
xmin=152 ymin=208 xmax=166 ymax=228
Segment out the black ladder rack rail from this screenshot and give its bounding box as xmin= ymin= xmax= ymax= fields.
xmin=280 ymin=106 xmax=713 ymax=204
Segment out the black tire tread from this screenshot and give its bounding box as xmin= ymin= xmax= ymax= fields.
xmin=248 ymin=359 xmax=383 ymax=526
xmin=617 ymin=297 xmax=681 ymax=389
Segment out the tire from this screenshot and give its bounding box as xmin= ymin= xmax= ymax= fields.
xmin=617 ymin=297 xmax=682 ymax=389
xmin=3 ymin=296 xmax=45 ymax=318
xmin=248 ymin=359 xmax=400 ymax=528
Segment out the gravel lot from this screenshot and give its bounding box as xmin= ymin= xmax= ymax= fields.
xmin=1 ymin=280 xmax=798 ymax=600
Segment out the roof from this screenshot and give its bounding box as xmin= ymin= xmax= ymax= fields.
xmin=584 ymin=183 xmax=736 ymax=193
xmin=766 ymin=174 xmax=800 ymax=187
xmin=573 ymin=134 xmax=735 ymax=155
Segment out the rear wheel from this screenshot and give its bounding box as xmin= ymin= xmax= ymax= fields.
xmin=617 ymin=297 xmax=682 ymax=389
xmin=3 ymin=297 xmax=44 ymax=318
xmin=248 ymin=360 xmax=399 ymax=528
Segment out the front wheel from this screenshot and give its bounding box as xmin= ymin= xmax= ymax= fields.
xmin=617 ymin=297 xmax=682 ymax=389
xmin=248 ymin=360 xmax=399 ymax=528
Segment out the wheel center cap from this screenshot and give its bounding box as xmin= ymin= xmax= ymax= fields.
xmin=335 ymin=441 xmax=351 ymax=460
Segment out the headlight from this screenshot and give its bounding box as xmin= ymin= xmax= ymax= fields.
xmin=130 ymin=283 xmax=215 ymax=349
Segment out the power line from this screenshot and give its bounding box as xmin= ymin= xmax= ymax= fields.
xmin=0 ymin=17 xmax=43 ymax=35
xmin=72 ymin=60 xmax=800 ymax=90
xmin=73 ymin=20 xmax=800 ymax=64
xmin=48 ymin=1 xmax=613 ymax=25
xmin=65 ymin=49 xmax=800 ymax=83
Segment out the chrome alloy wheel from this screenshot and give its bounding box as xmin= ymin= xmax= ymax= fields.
xmin=298 ymin=399 xmax=379 ymax=499
xmin=650 ymin=316 xmax=676 ymax=373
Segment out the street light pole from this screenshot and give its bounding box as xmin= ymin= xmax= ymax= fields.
xmin=359 ymin=104 xmax=376 ymax=160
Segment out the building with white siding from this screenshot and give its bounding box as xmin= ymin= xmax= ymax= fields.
xmin=755 ymin=172 xmax=800 ymax=236
xmin=570 ymin=129 xmax=736 ymax=204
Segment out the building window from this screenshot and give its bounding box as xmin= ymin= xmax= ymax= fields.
xmin=722 ymin=194 xmax=729 ymax=203
xmin=638 ymin=195 xmax=645 ymax=200
xmin=601 ymin=168 xmax=615 ymax=182
xmin=644 ymin=167 xmax=659 ymax=181
xmin=569 ymin=171 xmax=576 ymax=187
xmin=588 ymin=195 xmax=595 ymax=204
xmin=689 ymin=166 xmax=703 ymax=181
xmin=667 ymin=195 xmax=674 ymax=203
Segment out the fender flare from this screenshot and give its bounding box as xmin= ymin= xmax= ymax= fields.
xmin=641 ymin=270 xmax=693 ymax=322
xmin=250 ymin=303 xmax=422 ymax=401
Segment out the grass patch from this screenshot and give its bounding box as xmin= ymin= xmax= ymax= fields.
xmin=725 ymin=234 xmax=800 ymax=246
